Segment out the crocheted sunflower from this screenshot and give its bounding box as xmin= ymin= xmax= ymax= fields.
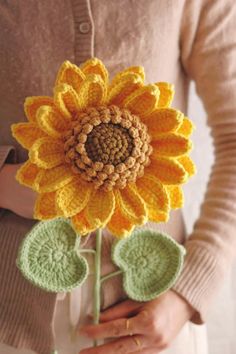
xmin=11 ymin=58 xmax=195 ymax=237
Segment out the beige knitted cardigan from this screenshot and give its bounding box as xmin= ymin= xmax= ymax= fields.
xmin=0 ymin=0 xmax=236 ymax=353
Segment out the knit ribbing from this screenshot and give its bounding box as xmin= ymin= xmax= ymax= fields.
xmin=71 ymin=0 xmax=94 ymax=65
xmin=0 ymin=218 xmax=57 ymax=354
xmin=172 ymin=243 xmax=225 ymax=324
xmin=173 ymin=130 xmax=236 ymax=323
xmin=174 ymin=0 xmax=236 ymax=322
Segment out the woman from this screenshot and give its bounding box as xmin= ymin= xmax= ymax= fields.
xmin=0 ymin=0 xmax=236 ymax=353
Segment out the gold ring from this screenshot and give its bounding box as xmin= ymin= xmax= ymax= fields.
xmin=133 ymin=337 xmax=142 ymax=348
xmin=125 ymin=319 xmax=133 ymax=336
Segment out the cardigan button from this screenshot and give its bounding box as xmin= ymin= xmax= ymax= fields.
xmin=79 ymin=22 xmax=91 ymax=34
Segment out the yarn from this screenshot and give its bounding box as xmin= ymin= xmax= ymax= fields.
xmin=112 ymin=229 xmax=186 ymax=301
xmin=17 ymin=219 xmax=89 ymax=292
xmin=63 ymin=105 xmax=152 ymax=191
xmin=10 ymin=59 xmax=192 ymax=350
xmin=11 ymin=57 xmax=196 ymax=237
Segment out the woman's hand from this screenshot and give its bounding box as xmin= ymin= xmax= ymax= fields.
xmin=79 ymin=290 xmax=195 ymax=354
xmin=0 ymin=163 xmax=37 ymax=219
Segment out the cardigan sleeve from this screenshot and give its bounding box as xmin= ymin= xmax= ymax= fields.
xmin=172 ymin=0 xmax=236 ymax=323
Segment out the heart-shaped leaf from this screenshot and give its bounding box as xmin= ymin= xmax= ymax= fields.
xmin=17 ymin=218 xmax=89 ymax=292
xmin=112 ymin=229 xmax=186 ymax=301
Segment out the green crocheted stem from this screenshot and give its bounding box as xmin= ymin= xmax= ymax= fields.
xmin=101 ymin=270 xmax=123 ymax=283
xmin=80 ymin=249 xmax=96 ymax=255
xmin=93 ymin=228 xmax=102 ymax=347
xmin=92 ymin=229 xmax=124 ymax=347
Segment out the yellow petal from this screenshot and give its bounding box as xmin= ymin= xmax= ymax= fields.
xmin=16 ymin=160 xmax=41 ymax=190
xmin=11 ymin=122 xmax=46 ymax=150
xmin=72 ymin=209 xmax=96 ymax=236
xmin=86 ymin=189 xmax=115 ymax=228
xmin=142 ymin=108 xmax=184 ymax=137
xmin=34 ymin=191 xmax=63 ymax=220
xmin=166 ymin=185 xmax=184 ymax=209
xmin=136 ymin=174 xmax=170 ymax=222
xmin=111 ymin=66 xmax=145 ymax=84
xmin=24 ymin=96 xmax=55 ymax=123
xmin=147 ymin=210 xmax=168 ymax=223
xmin=116 ymin=184 xmax=147 ymax=225
xmin=151 ymin=133 xmax=192 ymax=157
xmin=55 ymin=60 xmax=85 ymax=93
xmin=108 ymin=73 xmax=143 ymax=106
xmin=155 ymin=82 xmax=175 ymax=108
xmin=24 ymin=96 xmax=54 ymax=122
xmin=34 ymin=164 xmax=74 ymax=192
xmin=177 ymin=117 xmax=195 ymax=137
xmin=54 ymin=83 xmax=82 ymax=119
xmin=147 ymin=157 xmax=188 ymax=185
xmin=36 ymin=105 xmax=71 ymax=138
xmin=127 ymin=66 xmax=145 ymax=81
xmin=56 ymin=178 xmax=92 ymax=217
xmin=123 ymin=84 xmax=159 ymax=116
xmin=29 ymin=137 xmax=65 ymax=169
xmin=80 ymin=57 xmax=109 ymax=84
xmin=177 ymin=155 xmax=196 ymax=177
xmin=78 ymin=74 xmax=107 ymax=109
xmin=107 ymin=202 xmax=135 ymax=238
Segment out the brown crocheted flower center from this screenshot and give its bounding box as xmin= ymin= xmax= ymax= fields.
xmin=85 ymin=123 xmax=134 ymax=165
xmin=63 ymin=105 xmax=152 ymax=191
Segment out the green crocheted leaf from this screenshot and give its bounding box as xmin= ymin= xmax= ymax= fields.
xmin=17 ymin=218 xmax=89 ymax=292
xmin=112 ymin=229 xmax=186 ymax=301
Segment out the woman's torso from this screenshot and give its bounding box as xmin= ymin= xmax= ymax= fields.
xmin=0 ymin=0 xmax=189 ymax=245
xmin=0 ymin=1 xmax=190 ymax=351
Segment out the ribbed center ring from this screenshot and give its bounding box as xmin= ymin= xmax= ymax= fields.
xmin=63 ymin=105 xmax=153 ymax=191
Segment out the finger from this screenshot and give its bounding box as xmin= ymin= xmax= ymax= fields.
xmin=79 ymin=317 xmax=141 ymax=339
xmin=100 ymin=299 xmax=144 ymax=322
xmin=79 ymin=335 xmax=147 ymax=354
xmin=131 ymin=348 xmax=160 ymax=354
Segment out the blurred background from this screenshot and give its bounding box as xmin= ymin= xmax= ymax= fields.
xmin=185 ymin=83 xmax=236 ymax=354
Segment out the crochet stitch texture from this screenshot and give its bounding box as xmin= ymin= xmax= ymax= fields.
xmin=112 ymin=229 xmax=186 ymax=301
xmin=17 ymin=218 xmax=88 ymax=292
xmin=11 ymin=58 xmax=196 ymax=237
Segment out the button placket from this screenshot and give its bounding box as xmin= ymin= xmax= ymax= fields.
xmin=79 ymin=21 xmax=91 ymax=34
xmin=71 ymin=0 xmax=95 ymax=65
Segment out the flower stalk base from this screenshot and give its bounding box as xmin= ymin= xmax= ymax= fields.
xmin=93 ymin=228 xmax=102 ymax=346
